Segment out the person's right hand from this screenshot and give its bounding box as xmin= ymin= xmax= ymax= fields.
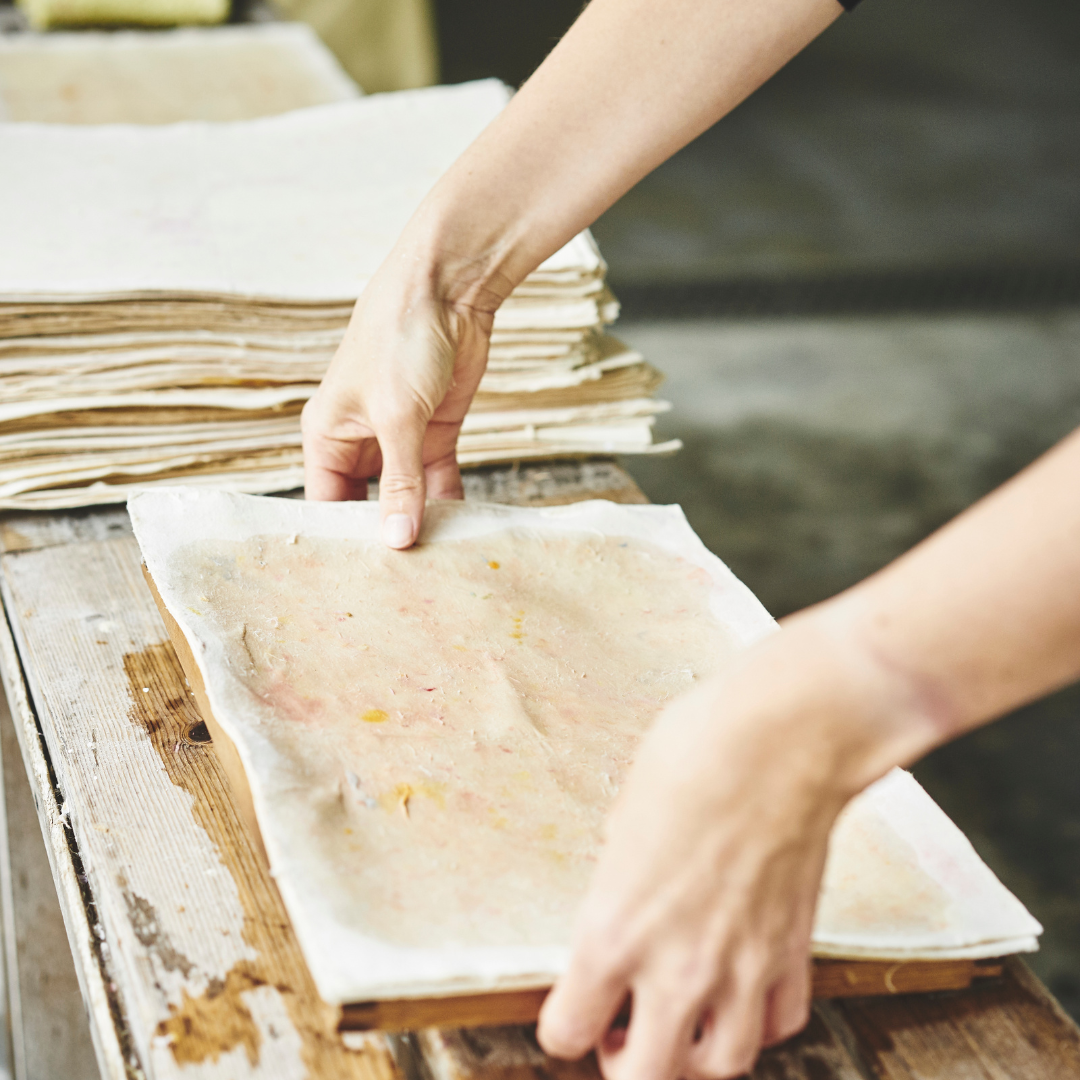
xmin=537 ymin=607 xmax=947 ymax=1080
xmin=301 ymin=252 xmax=501 ymax=548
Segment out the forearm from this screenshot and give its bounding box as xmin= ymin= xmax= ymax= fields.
xmin=787 ymin=427 xmax=1080 ymax=789
xmin=398 ymin=0 xmax=843 ymax=306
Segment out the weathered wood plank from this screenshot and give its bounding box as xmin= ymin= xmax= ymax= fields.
xmin=820 ymin=957 xmax=1080 ymax=1079
xmin=0 ymin=573 xmax=132 ymax=1080
xmin=0 ymin=535 xmax=399 ymax=1080
xmin=460 ymin=461 xmax=649 ymax=507
xmin=6 ymin=464 xmax=1080 ymax=1080
xmin=411 ymin=1007 xmax=867 ymax=1080
xmin=0 ymin=507 xmax=132 ymax=555
xmin=416 ymin=1026 xmax=598 ymax=1080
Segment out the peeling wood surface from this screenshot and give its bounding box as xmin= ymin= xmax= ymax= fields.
xmin=0 ymin=505 xmax=131 ymax=555
xmin=0 ymin=533 xmax=399 ymax=1079
xmin=3 ymin=462 xmax=1080 ymax=1080
xmin=0 ymin=559 xmax=132 ymax=1079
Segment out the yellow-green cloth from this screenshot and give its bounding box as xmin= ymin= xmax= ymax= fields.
xmin=272 ymin=0 xmax=437 ymax=92
xmin=18 ymin=0 xmax=228 ymax=29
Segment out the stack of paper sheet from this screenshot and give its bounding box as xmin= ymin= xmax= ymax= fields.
xmin=0 ymin=24 xmax=360 ymax=124
xmin=131 ymin=489 xmax=1041 ymax=1004
xmin=0 ymin=79 xmax=678 ymax=510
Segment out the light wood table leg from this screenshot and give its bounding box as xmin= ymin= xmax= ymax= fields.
xmin=0 ymin=683 xmax=98 ymax=1080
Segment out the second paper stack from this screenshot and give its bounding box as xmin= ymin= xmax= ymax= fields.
xmin=0 ymin=79 xmax=678 ymax=509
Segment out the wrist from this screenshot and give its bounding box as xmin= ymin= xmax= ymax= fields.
xmin=771 ymin=600 xmax=950 ymax=796
xmin=391 ymin=194 xmax=533 ymax=316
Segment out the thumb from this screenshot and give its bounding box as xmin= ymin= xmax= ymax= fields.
xmin=377 ymin=414 xmax=427 ymax=549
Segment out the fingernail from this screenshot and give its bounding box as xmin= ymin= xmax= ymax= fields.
xmin=382 ymin=513 xmax=414 ymax=549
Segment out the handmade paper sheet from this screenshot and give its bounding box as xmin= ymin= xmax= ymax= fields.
xmin=0 ymin=80 xmax=600 ymax=302
xmin=0 ymin=24 xmax=358 ymax=123
xmin=131 ymin=490 xmax=1040 ymax=1004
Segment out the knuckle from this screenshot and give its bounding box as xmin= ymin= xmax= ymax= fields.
xmin=577 ymin=916 xmax=640 ymax=983
xmin=376 ymin=392 xmax=431 ymax=433
xmin=679 ymin=954 xmax=724 ymax=1003
xmin=300 ymin=396 xmax=329 ymax=437
xmin=377 ymin=470 xmax=424 ymax=496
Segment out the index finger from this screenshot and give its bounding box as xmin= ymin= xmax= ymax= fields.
xmin=538 ymin=933 xmax=631 ymax=1060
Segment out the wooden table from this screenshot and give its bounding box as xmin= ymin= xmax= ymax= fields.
xmin=2 ymin=461 xmax=1079 ymax=1080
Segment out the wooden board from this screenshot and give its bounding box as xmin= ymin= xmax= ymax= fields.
xmin=0 ymin=524 xmax=401 ymax=1079
xmin=3 ymin=464 xmax=1080 ymax=1080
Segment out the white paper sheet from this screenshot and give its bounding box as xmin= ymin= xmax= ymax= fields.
xmin=0 ymin=81 xmax=601 ymax=302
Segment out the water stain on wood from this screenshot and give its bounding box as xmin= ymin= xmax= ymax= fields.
xmin=125 ymin=640 xmax=399 ymax=1078
xmin=123 ymin=888 xmax=195 ymax=979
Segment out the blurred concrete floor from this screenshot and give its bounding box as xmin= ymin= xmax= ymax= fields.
xmin=617 ymin=310 xmax=1080 ymax=1019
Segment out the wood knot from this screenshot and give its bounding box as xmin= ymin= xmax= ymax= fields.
xmin=185 ymin=721 xmax=212 ymax=745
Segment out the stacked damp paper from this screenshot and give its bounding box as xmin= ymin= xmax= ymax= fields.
xmin=0 ymin=24 xmax=361 ymax=124
xmin=0 ymin=78 xmax=678 ymax=511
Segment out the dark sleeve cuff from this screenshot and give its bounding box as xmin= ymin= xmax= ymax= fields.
xmin=837 ymin=0 xmax=863 ymax=8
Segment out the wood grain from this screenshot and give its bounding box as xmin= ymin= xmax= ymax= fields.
xmin=142 ymin=564 xmax=269 ymax=869
xmin=0 ymin=505 xmax=131 ymax=554
xmin=459 ymin=461 xmax=649 ymax=507
xmin=410 ymin=1009 xmax=870 ymax=1080
xmin=822 ymin=956 xmax=1080 ymax=1079
xmin=0 ymin=557 xmax=133 ymax=1080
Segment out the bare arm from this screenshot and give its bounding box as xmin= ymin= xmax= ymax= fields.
xmin=300 ymin=0 xmax=844 ymax=545
xmin=536 ymin=429 xmax=1080 ymax=1079
xmin=407 ymin=0 xmax=844 ymax=304
xmin=833 ymin=426 xmax=1080 ymax=738
xmin=293 ymin=3 xmax=1080 ymax=1077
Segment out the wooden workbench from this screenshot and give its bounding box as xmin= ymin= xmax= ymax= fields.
xmin=1 ymin=461 xmax=1079 ymax=1080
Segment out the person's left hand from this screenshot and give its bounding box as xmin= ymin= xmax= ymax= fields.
xmin=301 ymin=248 xmax=499 ymax=547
